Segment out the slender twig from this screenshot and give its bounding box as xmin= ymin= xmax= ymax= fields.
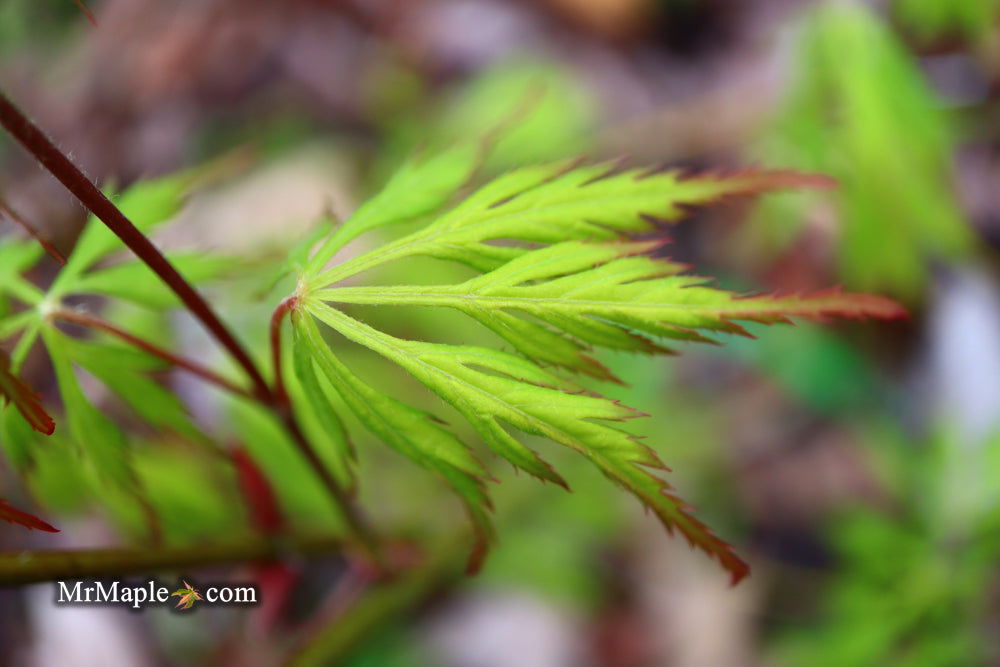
xmin=49 ymin=308 xmax=255 ymax=400
xmin=0 ymin=90 xmax=271 ymax=401
xmin=270 ymin=297 xmax=386 ymax=571
xmin=0 ymin=533 xmax=345 ymax=586
xmin=71 ymin=0 xmax=98 ymax=26
xmin=270 ymin=296 xmax=297 ymax=405
xmin=0 ymin=195 xmax=66 ymax=264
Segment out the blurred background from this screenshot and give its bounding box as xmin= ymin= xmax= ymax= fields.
xmin=1 ymin=0 xmax=1000 ymax=665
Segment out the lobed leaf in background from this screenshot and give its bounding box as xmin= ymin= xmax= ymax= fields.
xmin=432 ymin=61 xmax=597 ymax=171
xmin=47 ymin=169 xmax=234 ymax=308
xmin=370 ymin=60 xmax=596 ymax=182
xmin=0 ymin=160 xmax=261 ymax=545
xmin=749 ymin=2 xmax=976 ymax=301
xmin=0 ymin=149 xmax=367 ymax=550
xmin=290 ymin=155 xmax=906 ymax=583
xmin=0 ymin=169 xmax=230 ymax=493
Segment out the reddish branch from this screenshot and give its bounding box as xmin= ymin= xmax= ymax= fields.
xmin=270 ymin=296 xmax=298 ymax=406
xmin=269 ymin=297 xmax=385 ymax=570
xmin=50 ymin=308 xmax=254 ymax=400
xmin=0 ymin=195 xmax=66 ymax=264
xmin=0 ymin=533 xmax=346 ymax=585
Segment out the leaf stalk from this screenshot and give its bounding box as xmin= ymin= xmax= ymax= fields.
xmin=49 ymin=308 xmax=255 ymax=400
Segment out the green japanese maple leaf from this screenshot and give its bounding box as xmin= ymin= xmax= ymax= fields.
xmin=289 ymin=156 xmax=905 ymax=583
xmin=171 ymin=581 xmax=202 ymax=610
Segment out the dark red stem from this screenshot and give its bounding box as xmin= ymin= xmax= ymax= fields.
xmin=270 ymin=296 xmax=298 ymax=406
xmin=269 ymin=297 xmax=386 ymax=571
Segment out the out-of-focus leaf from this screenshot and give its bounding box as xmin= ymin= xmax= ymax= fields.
xmin=435 ymin=61 xmax=596 ymax=171
xmin=0 ymin=238 xmax=44 ymax=284
xmin=63 ymin=338 xmax=200 ymax=440
xmin=753 ymin=2 xmax=975 ymax=300
xmin=69 ymin=254 xmax=234 ymax=308
xmin=50 ymin=171 xmax=192 ymax=293
xmin=894 ymin=0 xmax=1000 ymax=47
xmin=132 ymin=446 xmax=240 ymax=543
xmin=228 ymin=398 xmax=342 ymax=530
xmin=9 ymin=319 xmax=41 ymax=371
xmin=0 ymin=238 xmax=45 ymax=307
xmin=0 ymin=349 xmax=55 ymax=435
xmin=0 ymin=311 xmax=38 ymax=341
xmin=0 ymin=402 xmax=36 ymax=469
xmin=720 ymin=322 xmax=881 ymax=415
xmin=41 ymin=326 xmax=132 ymax=487
xmin=774 ymin=428 xmax=1000 ymax=666
xmin=25 ymin=435 xmax=92 ymax=513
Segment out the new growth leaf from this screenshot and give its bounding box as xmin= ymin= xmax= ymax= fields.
xmin=290 ymin=157 xmax=905 ymax=583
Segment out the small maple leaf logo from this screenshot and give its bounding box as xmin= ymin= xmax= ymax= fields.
xmin=171 ymin=581 xmax=203 ymax=610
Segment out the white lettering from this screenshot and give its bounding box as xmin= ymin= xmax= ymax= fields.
xmin=233 ymin=587 xmax=256 ymax=603
xmin=57 ymin=581 xmax=81 ymax=602
xmin=95 ymin=581 xmax=118 ymax=603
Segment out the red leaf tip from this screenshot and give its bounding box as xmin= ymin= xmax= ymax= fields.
xmin=0 ymin=499 xmax=60 ymax=532
xmin=0 ymin=352 xmax=56 ymax=435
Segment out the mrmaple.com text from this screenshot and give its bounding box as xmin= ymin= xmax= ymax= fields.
xmin=55 ymin=579 xmax=257 ymax=610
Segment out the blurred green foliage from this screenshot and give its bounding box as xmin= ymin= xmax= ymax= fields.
xmin=718 ymin=322 xmax=880 ymax=416
xmin=434 ymin=61 xmax=596 ymax=170
xmin=776 ymin=427 xmax=1000 ymax=667
xmin=754 ymin=2 xmax=976 ymax=301
xmin=373 ymin=60 xmax=595 ymax=180
xmin=895 ymin=0 xmax=1000 ymax=48
xmin=0 ymin=0 xmax=80 ymax=57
